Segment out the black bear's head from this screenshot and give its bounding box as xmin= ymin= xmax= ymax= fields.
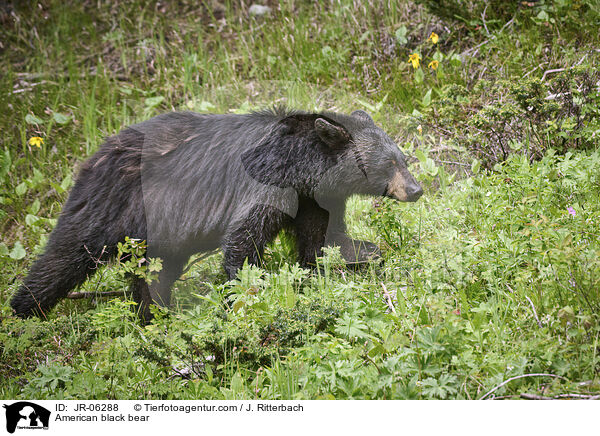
xmin=312 ymin=110 xmax=423 ymax=204
xmin=241 ymin=109 xmax=422 ymax=204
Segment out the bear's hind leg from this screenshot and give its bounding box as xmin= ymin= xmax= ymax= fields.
xmin=129 ymin=254 xmax=188 ymax=324
xmin=11 ymin=246 xmax=100 ymax=319
xmin=129 ymin=277 xmax=153 ymax=324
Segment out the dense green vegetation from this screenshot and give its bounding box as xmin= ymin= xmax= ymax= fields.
xmin=1 ymin=0 xmax=599 ymax=399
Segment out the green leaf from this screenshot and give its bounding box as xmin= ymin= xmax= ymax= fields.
xmin=61 ymin=173 xmax=73 ymax=191
xmin=471 ymin=159 xmax=481 ymax=174
xmin=0 ymin=242 xmax=8 ymax=257
xmin=144 ymin=96 xmax=165 ymax=108
xmin=25 ymin=214 xmax=40 ymax=227
xmin=321 ymin=45 xmax=334 ymax=58
xmin=356 ymin=98 xmax=377 ymax=113
xmin=197 ymin=101 xmax=215 ymax=112
xmin=52 ymin=112 xmax=71 ymax=125
xmin=358 ymin=30 xmax=371 ymax=44
xmin=32 ymin=168 xmax=44 ymax=186
xmin=414 ymin=68 xmax=424 ymax=84
xmin=536 ymin=10 xmax=549 ymax=21
xmin=395 ymin=26 xmax=407 ymax=45
xmin=422 ymin=89 xmax=432 ymax=107
xmin=368 ymin=342 xmax=386 ymax=358
xmin=25 ymin=114 xmax=44 ymax=125
xmin=9 ymin=241 xmax=26 ymax=260
xmin=422 ymin=158 xmax=438 ymax=176
xmin=0 ymin=149 xmax=11 ymax=181
xmin=414 ymin=149 xmax=428 ymax=163
xmin=509 ymin=140 xmax=523 ymax=151
xmin=15 ymin=182 xmax=27 ymax=196
xmin=334 ymin=314 xmax=370 ymax=339
xmin=28 ymin=198 xmax=41 ymax=215
xmin=449 ymin=54 xmax=462 ymax=67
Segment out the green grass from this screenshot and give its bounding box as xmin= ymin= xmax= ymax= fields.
xmin=1 ymin=0 xmax=599 ymax=400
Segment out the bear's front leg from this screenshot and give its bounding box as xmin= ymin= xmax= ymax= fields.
xmin=223 ymin=205 xmax=290 ymax=280
xmin=294 ymin=198 xmax=380 ymax=267
xmin=334 ymin=237 xmax=381 ymax=266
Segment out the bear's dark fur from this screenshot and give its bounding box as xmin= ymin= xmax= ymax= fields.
xmin=11 ymin=108 xmax=422 ymax=321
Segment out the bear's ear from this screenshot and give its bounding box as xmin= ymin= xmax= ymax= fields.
xmin=351 ymin=110 xmax=374 ymax=124
xmin=315 ymin=118 xmax=351 ymax=149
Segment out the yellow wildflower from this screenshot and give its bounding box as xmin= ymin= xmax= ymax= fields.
xmin=28 ymin=137 xmax=44 ymax=148
xmin=408 ymin=53 xmax=421 ymax=69
xmin=428 ymin=32 xmax=439 ymax=44
xmin=417 ymin=125 xmax=423 ymax=134
xmin=428 ymin=60 xmax=439 ymax=70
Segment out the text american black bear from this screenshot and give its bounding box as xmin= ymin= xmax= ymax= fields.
xmin=11 ymin=108 xmax=422 ymax=321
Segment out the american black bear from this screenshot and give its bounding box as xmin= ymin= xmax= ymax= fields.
xmin=11 ymin=108 xmax=422 ymax=321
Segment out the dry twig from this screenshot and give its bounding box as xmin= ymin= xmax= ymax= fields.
xmin=67 ymin=290 xmax=130 ymax=300
xmin=380 ymin=282 xmax=396 ymax=314
xmin=525 ymin=295 xmax=543 ymax=328
xmin=479 ymin=373 xmax=567 ymax=400
xmin=521 ymin=393 xmax=600 ymax=400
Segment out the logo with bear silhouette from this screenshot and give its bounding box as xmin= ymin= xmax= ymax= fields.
xmin=3 ymin=402 xmax=50 ymax=433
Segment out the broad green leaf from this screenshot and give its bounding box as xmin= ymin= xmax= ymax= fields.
xmin=356 ymin=98 xmax=376 ymax=112
xmin=395 ymin=26 xmax=407 ymax=44
xmin=29 ymin=198 xmax=41 ymax=215
xmin=414 ymin=67 xmax=424 ymax=84
xmin=321 ymin=45 xmax=334 ymax=58
xmin=197 ymin=101 xmax=215 ymax=112
xmin=52 ymin=112 xmax=71 ymax=124
xmin=144 ymin=96 xmax=164 ymax=108
xmin=422 ymin=89 xmax=432 ymax=107
xmin=537 ymin=10 xmax=549 ymax=21
xmin=15 ymin=182 xmax=27 ymax=196
xmin=25 ymin=114 xmax=44 ymax=125
xmin=449 ymin=54 xmax=462 ymax=67
xmin=414 ymin=149 xmax=428 ymax=163
xmin=61 ymin=173 xmax=73 ymax=191
xmin=232 ymin=300 xmax=245 ymax=313
xmin=25 ymin=214 xmax=40 ymax=227
xmin=9 ymin=241 xmax=26 ymax=260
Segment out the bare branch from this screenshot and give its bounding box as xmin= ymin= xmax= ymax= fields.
xmin=67 ymin=290 xmax=130 ymax=300
xmin=525 ymin=295 xmax=543 ymax=328
xmin=479 ymin=373 xmax=567 ymax=400
xmin=380 ymin=282 xmax=396 ymax=314
xmin=521 ymin=393 xmax=600 ymax=400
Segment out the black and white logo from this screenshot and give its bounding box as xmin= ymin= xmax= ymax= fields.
xmin=3 ymin=402 xmax=50 ymax=434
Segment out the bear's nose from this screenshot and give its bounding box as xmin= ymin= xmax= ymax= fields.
xmin=406 ymin=184 xmax=423 ymax=202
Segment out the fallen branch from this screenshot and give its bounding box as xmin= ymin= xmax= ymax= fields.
xmin=541 ymin=55 xmax=587 ymax=82
xmin=479 ymin=373 xmax=567 ymax=400
xmin=433 ymin=159 xmax=470 ymax=167
xmin=67 ymin=290 xmax=130 ymax=300
xmin=380 ymin=282 xmax=396 ymax=314
xmin=525 ymin=295 xmax=543 ymax=328
xmin=521 ymin=393 xmax=600 ymax=400
xmin=541 ymin=68 xmax=566 ymax=81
